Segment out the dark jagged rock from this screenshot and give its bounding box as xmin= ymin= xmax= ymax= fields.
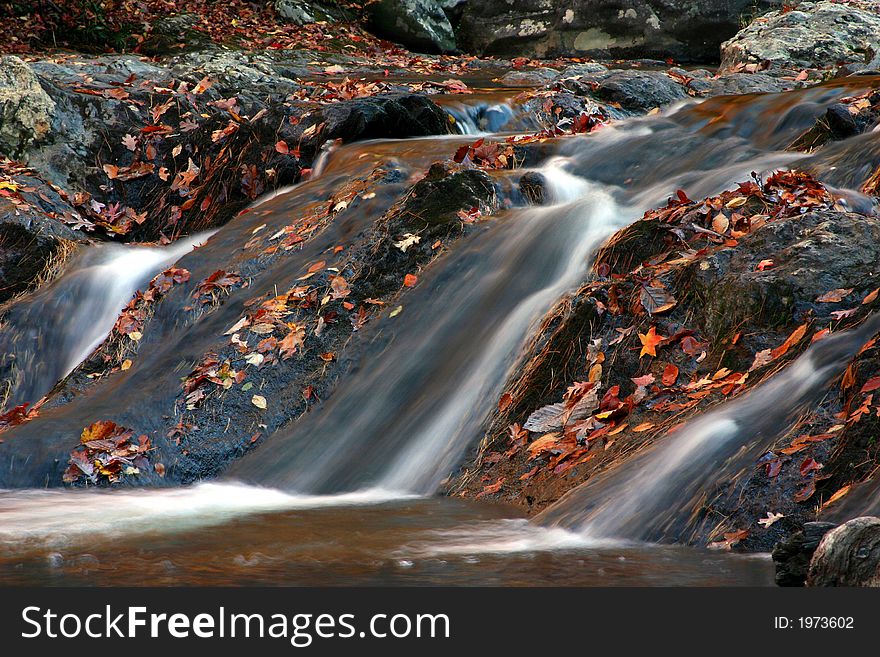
xmin=397 ymin=161 xmax=496 ymax=226
xmin=688 ymin=210 xmax=880 ymax=346
xmin=297 ymin=94 xmax=452 ymax=152
xmin=808 ymin=517 xmax=880 ymax=586
xmin=519 ymin=171 xmax=547 ymax=205
xmin=587 ymin=69 xmax=689 ymax=113
xmin=366 ymin=0 xmax=457 ymax=54
xmin=773 ymin=522 xmax=837 ymax=586
xmin=456 ymin=0 xmax=782 ymax=62
xmin=0 ymin=173 xmax=86 ymax=304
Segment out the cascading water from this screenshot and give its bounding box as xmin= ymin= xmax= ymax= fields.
xmin=0 ymin=233 xmax=212 ymax=408
xmin=536 ymin=315 xmax=880 ymax=542
xmin=0 ymin=81 xmax=878 ymax=585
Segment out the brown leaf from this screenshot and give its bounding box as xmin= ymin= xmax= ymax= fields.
xmin=640 ymin=283 xmax=677 ymax=315
xmin=816 ymin=288 xmax=853 ymax=303
xmin=770 ymin=323 xmax=808 ymax=360
xmin=794 ymin=480 xmax=816 ymax=503
xmin=661 ymin=363 xmax=679 ymax=386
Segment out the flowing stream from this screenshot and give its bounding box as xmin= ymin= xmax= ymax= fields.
xmin=0 ymin=79 xmax=877 ymax=585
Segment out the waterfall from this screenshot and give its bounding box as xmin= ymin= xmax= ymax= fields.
xmin=537 ymin=314 xmax=880 ymax=542
xmin=0 ymin=233 xmax=211 ymax=408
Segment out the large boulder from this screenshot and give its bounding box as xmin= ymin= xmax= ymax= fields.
xmin=720 ymin=1 xmax=880 ymax=72
xmin=808 ymin=517 xmax=880 ymax=586
xmin=456 ymin=0 xmax=783 ymax=62
xmin=0 ymin=56 xmax=55 ymax=158
xmin=366 ymin=0 xmax=457 ymax=53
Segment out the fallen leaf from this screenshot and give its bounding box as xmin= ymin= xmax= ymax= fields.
xmin=816 ymin=288 xmax=853 ymax=303
xmin=770 ymin=323 xmax=808 ymax=360
xmin=661 ymin=363 xmax=679 ymax=386
xmin=799 ymin=457 xmax=823 ymax=476
xmin=394 ymin=233 xmax=421 ymax=252
xmin=638 ymin=326 xmax=665 ymax=358
xmin=794 ymin=480 xmax=816 ymax=503
xmin=821 ymin=484 xmax=852 ymax=509
xmin=403 ymin=273 xmax=418 ymax=287
xmin=640 ymin=283 xmax=677 ymax=315
xmin=251 ymin=395 xmax=267 ymax=409
xmin=758 ymin=512 xmax=784 ymax=528
xmin=860 ymin=376 xmax=880 ymax=393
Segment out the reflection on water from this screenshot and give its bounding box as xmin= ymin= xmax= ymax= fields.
xmin=0 ymin=495 xmax=772 ymax=586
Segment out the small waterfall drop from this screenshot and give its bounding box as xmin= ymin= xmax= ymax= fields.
xmin=537 ymin=314 xmax=880 ymax=542
xmin=0 ymin=233 xmax=211 ymax=408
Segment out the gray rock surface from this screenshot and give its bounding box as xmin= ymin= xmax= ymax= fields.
xmin=721 ymin=1 xmax=880 ymax=72
xmin=0 ymin=56 xmax=55 ymax=158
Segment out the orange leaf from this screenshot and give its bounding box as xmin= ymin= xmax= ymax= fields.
xmin=638 ymin=326 xmax=665 ymax=358
xmin=661 ymin=363 xmax=679 ymax=386
xmin=770 ymin=323 xmax=808 ymax=360
xmin=822 ymin=484 xmax=852 ymax=509
xmin=860 ymin=376 xmax=880 ymax=394
xmin=403 ymin=273 xmax=418 ymax=287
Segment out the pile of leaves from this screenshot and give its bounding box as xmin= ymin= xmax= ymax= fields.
xmin=63 ymin=420 xmax=160 ymax=485
xmin=0 ymin=1 xmax=378 ymax=54
xmin=288 ymin=77 xmax=472 ymax=104
xmin=115 ymin=266 xmax=191 ymax=340
xmin=453 ymin=138 xmax=517 ymax=170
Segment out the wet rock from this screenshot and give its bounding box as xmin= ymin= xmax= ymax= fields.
xmin=167 ymin=49 xmax=301 ymax=98
xmin=808 ymin=517 xmax=880 ymax=586
xmin=690 ymin=210 xmax=880 ymax=344
xmin=0 ymin=175 xmax=84 ymax=303
xmin=499 ymin=68 xmax=561 ymax=87
xmin=0 ymin=56 xmax=55 ymax=158
xmin=519 ymin=171 xmax=547 ymax=205
xmin=559 ymin=63 xmax=610 ymax=78
xmin=366 ymin=0 xmax=457 ymax=54
xmin=456 ymin=0 xmax=783 ymax=62
xmin=588 ymin=69 xmax=689 ymax=113
xmin=294 ymin=93 xmax=451 ymax=158
xmin=398 ymin=162 xmax=496 ymax=226
xmin=720 ymin=1 xmax=880 ymax=73
xmin=537 ymin=69 xmax=688 ymax=119
xmin=686 ymin=72 xmax=790 ymax=97
xmin=772 ymin=521 xmax=836 ymax=586
xmin=275 ymin=0 xmax=316 ymax=25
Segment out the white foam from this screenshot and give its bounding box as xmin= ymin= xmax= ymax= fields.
xmin=0 ymin=483 xmax=412 ymax=550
